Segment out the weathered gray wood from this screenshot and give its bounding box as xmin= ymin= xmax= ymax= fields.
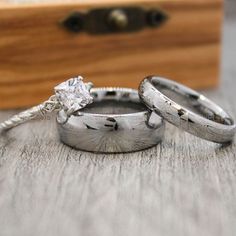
xmin=0 ymin=1 xmax=236 ymax=236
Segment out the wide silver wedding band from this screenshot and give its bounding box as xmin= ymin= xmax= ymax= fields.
xmin=139 ymin=76 xmax=236 ymax=143
xmin=57 ymin=87 xmax=165 ymax=153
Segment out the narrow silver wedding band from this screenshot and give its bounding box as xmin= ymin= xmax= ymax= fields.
xmin=139 ymin=76 xmax=236 ymax=143
xmin=57 ymin=87 xmax=165 ymax=153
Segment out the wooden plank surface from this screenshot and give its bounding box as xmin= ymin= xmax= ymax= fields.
xmin=0 ymin=0 xmax=222 ymax=109
xmin=0 ymin=1 xmax=235 ymax=236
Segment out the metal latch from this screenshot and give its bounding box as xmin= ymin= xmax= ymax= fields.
xmin=61 ymin=7 xmax=168 ymax=35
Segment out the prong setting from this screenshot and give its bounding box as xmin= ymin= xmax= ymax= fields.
xmin=54 ymin=76 xmax=93 ymax=115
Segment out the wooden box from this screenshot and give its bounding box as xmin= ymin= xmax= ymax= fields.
xmin=0 ymin=0 xmax=223 ymax=109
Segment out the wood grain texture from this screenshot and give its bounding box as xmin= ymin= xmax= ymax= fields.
xmin=0 ymin=1 xmax=235 ymax=236
xmin=0 ymin=0 xmax=222 ymax=109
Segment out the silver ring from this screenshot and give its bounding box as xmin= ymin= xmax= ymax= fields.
xmin=57 ymin=87 xmax=165 ymax=153
xmin=0 ymin=76 xmax=93 ymax=132
xmin=139 ymin=76 xmax=236 ymax=143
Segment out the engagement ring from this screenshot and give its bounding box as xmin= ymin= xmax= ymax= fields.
xmin=0 ymin=76 xmax=93 ymax=132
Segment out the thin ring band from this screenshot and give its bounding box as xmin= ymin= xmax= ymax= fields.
xmin=0 ymin=95 xmax=60 ymax=132
xmin=0 ymin=77 xmax=93 ymax=133
xmin=57 ymin=87 xmax=165 ymax=153
xmin=139 ymin=76 xmax=236 ymax=143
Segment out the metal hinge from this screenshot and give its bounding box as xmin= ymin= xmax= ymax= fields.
xmin=61 ymin=7 xmax=168 ymax=35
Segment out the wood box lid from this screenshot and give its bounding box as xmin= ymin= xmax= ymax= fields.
xmin=0 ymin=0 xmax=223 ymax=109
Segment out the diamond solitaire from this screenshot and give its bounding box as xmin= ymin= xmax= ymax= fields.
xmin=0 ymin=76 xmax=93 ymax=132
xmin=55 ymin=76 xmax=93 ymax=115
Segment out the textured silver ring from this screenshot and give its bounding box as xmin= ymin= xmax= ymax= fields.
xmin=57 ymin=87 xmax=165 ymax=153
xmin=139 ymin=76 xmax=236 ymax=143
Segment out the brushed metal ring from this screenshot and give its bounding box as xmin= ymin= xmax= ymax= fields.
xmin=57 ymin=87 xmax=165 ymax=153
xmin=139 ymin=76 xmax=236 ymax=143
